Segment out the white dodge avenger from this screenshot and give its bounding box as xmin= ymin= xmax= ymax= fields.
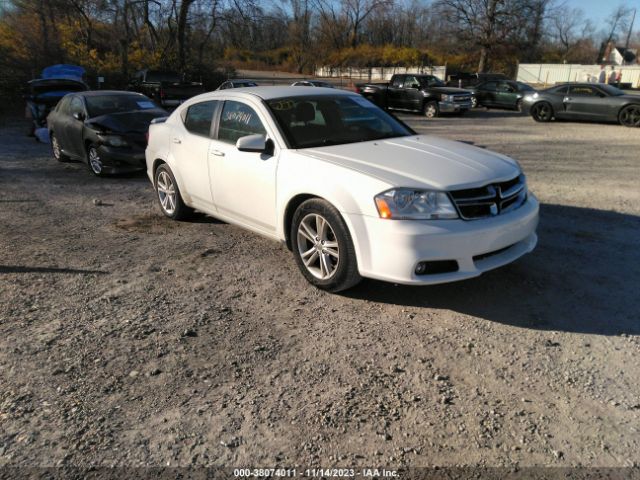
xmin=146 ymin=86 xmax=539 ymax=292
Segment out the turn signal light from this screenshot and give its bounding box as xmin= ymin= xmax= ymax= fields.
xmin=375 ymin=198 xmax=392 ymax=219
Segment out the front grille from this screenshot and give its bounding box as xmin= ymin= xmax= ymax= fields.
xmin=453 ymin=95 xmax=471 ymax=103
xmin=449 ymin=175 xmax=527 ymax=220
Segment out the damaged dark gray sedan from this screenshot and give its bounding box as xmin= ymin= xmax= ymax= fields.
xmin=47 ymin=91 xmax=167 ymax=176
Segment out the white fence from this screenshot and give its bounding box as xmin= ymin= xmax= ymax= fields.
xmin=315 ymin=65 xmax=447 ymax=82
xmin=517 ymin=64 xmax=640 ymax=88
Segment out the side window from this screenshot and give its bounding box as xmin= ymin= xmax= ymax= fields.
xmin=403 ymin=76 xmax=420 ymax=88
xmin=498 ymin=82 xmax=515 ymax=92
xmin=569 ymin=86 xmax=596 ymax=96
xmin=218 ymin=101 xmax=266 ymax=145
xmin=391 ymin=76 xmax=403 ymax=88
xmin=183 ymin=101 xmax=218 ymax=137
xmin=69 ymin=97 xmax=85 ymax=116
xmin=483 ymin=81 xmax=498 ymax=91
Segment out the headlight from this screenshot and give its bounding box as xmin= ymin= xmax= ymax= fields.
xmin=440 ymin=94 xmax=453 ymax=102
xmin=99 ymin=135 xmax=129 ymax=147
xmin=374 ymin=188 xmax=458 ymax=220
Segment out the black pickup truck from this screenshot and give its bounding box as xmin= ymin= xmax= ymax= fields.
xmin=127 ymin=70 xmax=205 ymax=108
xmin=358 ymin=74 xmax=473 ymax=118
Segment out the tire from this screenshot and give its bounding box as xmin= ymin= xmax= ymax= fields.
xmin=423 ymin=101 xmax=439 ymax=118
xmin=291 ymin=198 xmax=361 ymax=292
xmin=154 ymin=163 xmax=193 ymax=220
xmin=471 ymin=96 xmax=478 ymax=109
xmin=51 ymin=133 xmax=70 ymax=162
xmin=87 ymin=144 xmax=106 ymax=176
xmin=618 ymin=104 xmax=640 ymax=128
xmin=530 ymin=101 xmax=553 ymax=122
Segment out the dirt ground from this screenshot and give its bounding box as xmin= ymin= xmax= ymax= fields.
xmin=1 ymin=109 xmax=639 ymax=473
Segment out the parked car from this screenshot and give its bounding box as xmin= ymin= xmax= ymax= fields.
xmin=25 ymin=64 xmax=88 ymax=136
xmin=358 ymin=74 xmax=473 ymax=118
xmin=523 ymin=83 xmax=640 ymax=127
xmin=446 ymin=72 xmax=508 ymax=88
xmin=468 ymin=80 xmax=537 ymax=111
xmin=48 ymin=91 xmax=168 ymax=176
xmin=128 ymin=70 xmax=205 ymax=108
xmin=292 ymin=80 xmax=335 ymax=88
xmin=217 ymin=79 xmax=258 ymax=90
xmin=145 ymin=87 xmax=538 ymax=292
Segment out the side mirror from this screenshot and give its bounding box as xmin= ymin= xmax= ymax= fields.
xmin=73 ymin=112 xmax=85 ymax=121
xmin=236 ymin=134 xmax=267 ymax=153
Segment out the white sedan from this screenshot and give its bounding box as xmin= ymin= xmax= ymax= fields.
xmin=146 ymin=87 xmax=538 ymax=292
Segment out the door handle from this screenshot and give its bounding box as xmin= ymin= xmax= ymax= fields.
xmin=172 ymin=138 xmax=182 ymax=144
xmin=211 ymin=149 xmax=225 ymax=157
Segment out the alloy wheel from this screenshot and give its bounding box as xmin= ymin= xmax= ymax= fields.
xmin=156 ymin=170 xmax=177 ymax=215
xmin=88 ymin=147 xmax=103 ymax=174
xmin=425 ymin=103 xmax=438 ymax=118
xmin=52 ymin=135 xmax=61 ymax=160
xmin=532 ymin=103 xmax=552 ymax=122
xmin=471 ymin=97 xmax=478 ymax=108
xmin=297 ymin=213 xmax=340 ymax=280
xmin=619 ymin=105 xmax=640 ymax=127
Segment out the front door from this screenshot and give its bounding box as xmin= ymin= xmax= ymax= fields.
xmin=209 ymin=99 xmax=278 ymax=234
xmin=563 ymin=86 xmax=610 ymax=119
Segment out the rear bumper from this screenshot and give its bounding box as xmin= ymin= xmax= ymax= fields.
xmin=346 ymin=194 xmax=539 ymax=285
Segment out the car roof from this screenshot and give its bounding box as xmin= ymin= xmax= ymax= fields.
xmin=191 ymin=86 xmax=355 ymax=101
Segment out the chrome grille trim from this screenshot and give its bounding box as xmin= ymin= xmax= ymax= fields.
xmin=449 ymin=175 xmax=527 ymax=220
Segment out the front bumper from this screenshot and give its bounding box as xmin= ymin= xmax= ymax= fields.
xmin=347 ymin=194 xmax=539 ymax=285
xmin=96 ymin=145 xmax=147 ymax=173
xmin=439 ymin=100 xmax=472 ymax=113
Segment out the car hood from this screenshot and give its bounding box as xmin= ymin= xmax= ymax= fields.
xmin=428 ymin=87 xmax=472 ymax=95
xmin=301 ymin=135 xmax=521 ymax=191
xmin=86 ymin=109 xmax=167 ymax=134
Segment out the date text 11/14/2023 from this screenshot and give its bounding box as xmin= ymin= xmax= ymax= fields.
xmin=233 ymin=468 xmax=399 ymax=477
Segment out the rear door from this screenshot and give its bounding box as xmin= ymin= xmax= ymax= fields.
xmin=208 ymin=99 xmax=279 ymax=234
xmin=170 ymin=100 xmax=219 ymax=209
xmin=480 ymin=81 xmax=498 ymax=106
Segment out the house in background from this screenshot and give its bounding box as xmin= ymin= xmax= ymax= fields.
xmin=600 ymin=41 xmax=639 ymax=65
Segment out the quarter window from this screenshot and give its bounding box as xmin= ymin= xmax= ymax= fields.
xmin=218 ymin=101 xmax=266 ymax=144
xmin=569 ymin=86 xmax=597 ymax=96
xmin=183 ymin=101 xmax=218 ymax=137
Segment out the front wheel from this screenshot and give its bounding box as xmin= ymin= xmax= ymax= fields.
xmin=87 ymin=145 xmax=105 ymax=176
xmin=618 ymin=105 xmax=640 ymax=128
xmin=471 ymin=96 xmax=478 ymax=109
xmin=530 ymin=102 xmax=553 ymax=122
xmin=291 ymin=199 xmax=361 ymax=292
xmin=423 ymin=101 xmax=439 ymax=118
xmin=154 ymin=164 xmax=193 ymax=220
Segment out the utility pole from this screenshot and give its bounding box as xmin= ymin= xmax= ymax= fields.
xmin=623 ymin=8 xmax=636 ymax=65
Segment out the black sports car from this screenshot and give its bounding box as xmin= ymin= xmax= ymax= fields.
xmin=468 ymin=80 xmax=536 ymax=111
xmin=523 ymin=83 xmax=640 ymax=128
xmin=47 ymin=91 xmax=168 ymax=175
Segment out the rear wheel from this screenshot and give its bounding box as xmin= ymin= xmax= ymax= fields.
xmin=154 ymin=164 xmax=193 ymax=220
xmin=51 ymin=133 xmax=69 ymax=162
xmin=423 ymin=101 xmax=439 ymax=118
xmin=531 ymin=102 xmax=553 ymax=122
xmin=291 ymin=198 xmax=361 ymax=292
xmin=618 ymin=105 xmax=640 ymax=128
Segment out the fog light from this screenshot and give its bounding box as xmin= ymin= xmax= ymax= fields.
xmin=415 ymin=262 xmax=428 ymax=275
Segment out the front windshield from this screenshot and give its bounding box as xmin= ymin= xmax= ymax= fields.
xmin=266 ymin=95 xmax=413 ymax=149
xmin=419 ymin=75 xmax=445 ymax=87
xmin=598 ymin=84 xmax=624 ymax=96
xmin=85 ymin=95 xmax=157 ymax=117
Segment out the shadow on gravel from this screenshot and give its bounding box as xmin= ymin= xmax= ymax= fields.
xmin=0 ymin=265 xmax=108 ymax=275
xmin=346 ymin=203 xmax=640 ymax=336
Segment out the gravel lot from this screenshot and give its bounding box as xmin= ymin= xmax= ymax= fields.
xmin=1 ymin=109 xmax=639 ymax=472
